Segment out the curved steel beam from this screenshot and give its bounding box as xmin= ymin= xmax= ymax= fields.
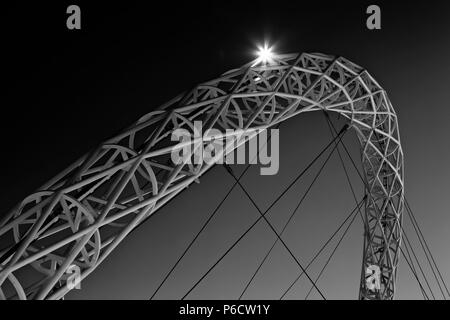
xmin=0 ymin=52 xmax=404 ymax=300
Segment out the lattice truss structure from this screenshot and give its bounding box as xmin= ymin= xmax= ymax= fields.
xmin=0 ymin=52 xmax=404 ymax=300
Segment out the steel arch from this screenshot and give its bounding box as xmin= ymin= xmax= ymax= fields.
xmin=0 ymin=52 xmax=404 ymax=300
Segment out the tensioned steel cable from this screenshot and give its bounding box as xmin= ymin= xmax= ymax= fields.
xmin=238 ymin=117 xmax=353 ymax=300
xmin=288 ymin=116 xmax=369 ymax=299
xmin=399 ymin=246 xmax=429 ymax=300
xmin=225 ymin=164 xmax=327 ymax=300
xmin=148 ymin=163 xmax=236 ymax=299
xmin=278 ymin=113 xmax=367 ymax=299
xmin=402 ymin=216 xmax=436 ymax=299
xmin=401 ymin=209 xmax=440 ymax=299
xmin=401 ymin=233 xmax=429 ymax=299
xmin=395 ymin=204 xmax=429 ymax=299
xmin=323 ymin=112 xmax=365 ymax=222
xmin=149 ymin=125 xmax=280 ymax=299
xmin=303 ymin=197 xmax=363 ymax=299
xmin=324 ymin=114 xmax=365 ymax=183
xmin=180 ymin=125 xmax=349 ymax=300
xmin=405 ymin=199 xmax=450 ymax=298
xmin=400 ymin=223 xmax=434 ymax=299
xmin=279 ymin=197 xmax=366 ymax=299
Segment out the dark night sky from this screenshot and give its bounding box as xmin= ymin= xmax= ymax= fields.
xmin=2 ymin=1 xmax=450 ymax=299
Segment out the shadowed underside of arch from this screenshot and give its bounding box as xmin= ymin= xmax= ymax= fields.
xmin=0 ymin=52 xmax=404 ymax=300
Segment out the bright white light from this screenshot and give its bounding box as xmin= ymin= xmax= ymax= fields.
xmin=256 ymin=44 xmax=274 ymax=65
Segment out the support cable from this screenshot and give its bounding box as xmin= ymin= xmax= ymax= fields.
xmin=279 ymin=112 xmax=367 ymax=299
xmin=279 ymin=197 xmax=365 ymax=299
xmin=238 ymin=118 xmax=350 ymax=299
xmin=405 ymin=199 xmax=450 ymax=299
xmin=400 ymin=224 xmax=434 ymax=299
xmin=180 ymin=125 xmax=349 ymax=299
xmin=225 ymin=164 xmax=328 ymax=300
xmin=399 ymin=246 xmax=430 ymax=300
xmin=149 ymin=125 xmax=280 ymax=299
xmin=303 ymin=197 xmax=362 ymax=299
